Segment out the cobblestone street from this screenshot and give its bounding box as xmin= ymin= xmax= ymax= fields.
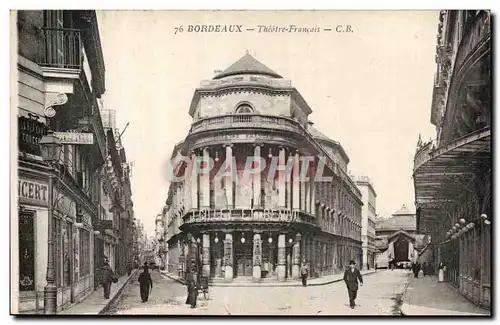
xmin=105 ymin=269 xmax=410 ymax=315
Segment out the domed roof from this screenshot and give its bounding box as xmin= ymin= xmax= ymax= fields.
xmin=213 ymin=52 xmax=283 ymax=80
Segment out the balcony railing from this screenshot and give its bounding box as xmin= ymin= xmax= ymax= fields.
xmin=414 ymin=140 xmax=436 ymax=171
xmin=199 ymin=76 xmax=292 ymax=89
xmin=37 ymin=27 xmax=82 ymax=69
xmin=189 ymin=114 xmax=303 ymax=135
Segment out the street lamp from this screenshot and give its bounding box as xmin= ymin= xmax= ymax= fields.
xmin=39 ymin=131 xmax=63 ymax=314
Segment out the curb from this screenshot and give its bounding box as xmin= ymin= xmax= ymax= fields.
xmin=161 ymin=270 xmax=377 ymax=288
xmin=98 ymin=269 xmax=139 ymax=315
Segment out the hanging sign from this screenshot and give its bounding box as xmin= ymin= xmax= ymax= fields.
xmin=54 ymin=132 xmax=94 ymax=145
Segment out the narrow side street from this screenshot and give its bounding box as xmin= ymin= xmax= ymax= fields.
xmin=105 ymin=269 xmax=410 ymax=315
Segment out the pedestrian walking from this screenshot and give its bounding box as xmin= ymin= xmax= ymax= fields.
xmin=438 ymin=262 xmax=445 ymax=282
xmin=422 ymin=262 xmax=427 ymax=276
xmin=138 ymin=263 xmax=153 ymax=302
xmin=185 ymin=266 xmax=198 ymax=308
xmin=300 ymin=261 xmax=308 ymax=287
xmin=98 ymin=258 xmax=117 ymax=299
xmin=412 ymin=262 xmax=420 ymax=278
xmin=343 ymin=260 xmax=363 ymax=309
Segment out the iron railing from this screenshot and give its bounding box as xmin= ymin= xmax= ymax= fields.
xmin=37 ymin=27 xmax=82 ymax=69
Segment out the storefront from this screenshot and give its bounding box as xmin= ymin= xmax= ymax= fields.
xmin=17 ymin=171 xmax=50 ymax=314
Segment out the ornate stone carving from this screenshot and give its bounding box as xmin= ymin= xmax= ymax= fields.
xmin=44 ymin=93 xmax=68 ymax=118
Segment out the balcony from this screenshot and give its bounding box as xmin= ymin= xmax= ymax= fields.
xmin=189 ymin=114 xmax=303 ymax=136
xmin=37 ymin=27 xmax=82 ymax=70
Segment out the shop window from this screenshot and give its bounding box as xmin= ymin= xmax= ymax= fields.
xmin=19 ymin=211 xmax=35 ymax=291
xmin=53 ymin=218 xmax=62 ymax=287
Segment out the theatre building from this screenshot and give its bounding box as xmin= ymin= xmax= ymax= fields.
xmin=413 ymin=11 xmax=491 ymax=308
xmin=165 ymin=53 xmax=363 ymax=282
xmin=15 ymin=10 xmax=107 ymax=313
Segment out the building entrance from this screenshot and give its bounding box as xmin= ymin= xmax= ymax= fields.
xmin=393 ymin=236 xmax=410 ymax=264
xmin=234 ymin=240 xmax=253 ymax=277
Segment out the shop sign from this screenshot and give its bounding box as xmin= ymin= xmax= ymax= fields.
xmin=54 ymin=132 xmax=94 ymax=145
xmin=18 ymin=116 xmax=48 ymax=155
xmin=18 ymin=178 xmax=49 ymax=206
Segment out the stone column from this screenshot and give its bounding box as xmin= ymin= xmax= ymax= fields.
xmin=224 ymin=232 xmax=233 ymax=280
xmin=305 ymin=178 xmax=310 ymax=213
xmin=202 ymin=147 xmax=210 ymax=208
xmin=190 ymin=151 xmax=199 ymax=209
xmin=301 ymin=177 xmax=306 ymax=211
xmin=278 ymin=147 xmax=286 ymax=208
xmin=202 ymin=233 xmax=210 ymax=277
xmin=253 ymin=145 xmax=261 ymax=208
xmin=224 ymin=144 xmax=234 ymax=208
xmin=277 ymin=233 xmax=286 ymax=281
xmin=292 ymin=234 xmax=301 ymax=279
xmin=292 ymin=151 xmax=300 ymax=210
xmin=253 ymin=232 xmax=262 ymax=281
xmin=311 ymin=181 xmax=316 ymax=216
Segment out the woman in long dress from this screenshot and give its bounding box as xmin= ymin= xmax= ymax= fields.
xmin=185 ymin=268 xmax=198 ymax=308
xmin=438 ymin=262 xmax=445 ymax=282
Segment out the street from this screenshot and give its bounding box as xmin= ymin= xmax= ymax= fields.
xmin=105 ymin=269 xmax=410 ymax=315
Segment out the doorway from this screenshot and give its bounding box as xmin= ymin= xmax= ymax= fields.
xmin=393 ymin=236 xmax=410 ymax=264
xmin=234 ymin=240 xmax=252 ymax=277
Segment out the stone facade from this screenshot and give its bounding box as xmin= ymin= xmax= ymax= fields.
xmin=165 ymin=53 xmax=363 ymax=282
xmin=354 ymin=176 xmax=377 ymax=270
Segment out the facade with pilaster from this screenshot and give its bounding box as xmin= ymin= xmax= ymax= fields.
xmin=165 ymin=53 xmax=363 ymax=282
xmin=15 ymin=10 xmax=106 ymax=313
xmin=413 ymin=10 xmax=491 ymax=309
xmin=354 ymin=176 xmax=377 ymax=270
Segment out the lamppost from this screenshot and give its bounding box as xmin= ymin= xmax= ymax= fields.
xmin=38 ymin=131 xmax=63 ymax=314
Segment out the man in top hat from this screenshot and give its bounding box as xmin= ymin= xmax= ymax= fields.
xmin=343 ymin=260 xmax=363 ymax=309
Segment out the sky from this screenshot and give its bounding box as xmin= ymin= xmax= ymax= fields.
xmin=96 ymin=10 xmax=438 ymax=235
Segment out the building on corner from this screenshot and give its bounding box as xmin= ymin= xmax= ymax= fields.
xmin=165 ymin=52 xmax=363 ymax=283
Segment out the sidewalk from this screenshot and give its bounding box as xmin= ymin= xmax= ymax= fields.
xmin=161 ymin=269 xmax=377 ymax=287
xmin=59 ymin=269 xmax=138 ymax=315
xmin=400 ymin=275 xmax=490 ymax=316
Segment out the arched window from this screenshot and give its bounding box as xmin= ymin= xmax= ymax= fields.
xmin=235 ymin=103 xmax=254 ymax=114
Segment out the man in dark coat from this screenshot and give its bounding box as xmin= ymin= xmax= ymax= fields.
xmin=300 ymin=261 xmax=309 ymax=287
xmin=98 ymin=258 xmax=116 ymax=299
xmin=138 ymin=263 xmax=153 ymax=302
xmin=343 ymin=260 xmax=363 ymax=309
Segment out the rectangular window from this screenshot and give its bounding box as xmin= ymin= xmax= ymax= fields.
xmin=79 ymin=229 xmax=90 ymax=276
xmin=63 ymin=221 xmax=71 ymax=287
xmin=19 ymin=211 xmax=35 ymax=291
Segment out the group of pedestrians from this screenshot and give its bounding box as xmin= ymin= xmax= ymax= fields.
xmin=96 ymin=257 xmax=367 ymax=310
xmin=96 ymin=257 xmax=153 ymax=303
xmin=300 ymin=259 xmax=364 ymax=309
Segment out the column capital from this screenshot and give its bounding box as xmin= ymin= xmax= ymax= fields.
xmin=203 ymin=147 xmax=210 ymax=152
xmin=252 ymin=143 xmax=262 ymax=148
xmin=223 ymin=144 xmax=234 ymax=148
